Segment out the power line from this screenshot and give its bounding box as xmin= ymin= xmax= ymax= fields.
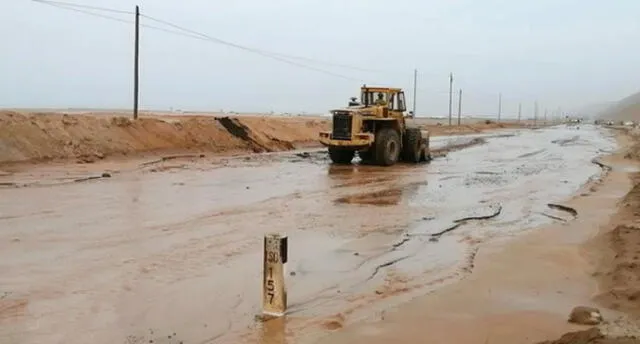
xmin=32 ymin=0 xmax=133 ymax=15
xmin=32 ymin=0 xmax=371 ymax=83
xmin=33 ymin=0 xmax=133 ymax=24
xmin=30 ymin=0 xmax=462 ymax=85
xmin=32 ymin=0 xmax=211 ymax=43
xmin=141 ymin=14 xmax=382 ymax=73
xmin=140 ymin=14 xmax=372 ymax=79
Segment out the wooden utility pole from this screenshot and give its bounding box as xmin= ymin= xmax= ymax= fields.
xmin=457 ymin=89 xmax=462 ymax=126
xmin=448 ymin=73 xmax=453 ymax=126
xmin=412 ymin=69 xmax=417 ymax=116
xmin=133 ymin=5 xmax=140 ymax=120
xmin=518 ymin=102 xmax=522 ymax=122
xmin=497 ymin=93 xmax=502 ymax=123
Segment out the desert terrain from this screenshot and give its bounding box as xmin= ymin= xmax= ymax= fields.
xmin=1 ymin=110 xmax=639 ymax=344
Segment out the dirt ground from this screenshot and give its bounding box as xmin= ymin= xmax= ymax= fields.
xmin=531 ymin=128 xmax=640 ymax=344
xmin=0 ymin=110 xmax=530 ymax=167
xmin=310 ymin=127 xmax=640 ymax=344
xmin=0 ymin=120 xmax=616 ymax=344
xmin=1 ymin=111 xmax=608 ymax=344
xmin=538 ymin=130 xmax=640 ymax=344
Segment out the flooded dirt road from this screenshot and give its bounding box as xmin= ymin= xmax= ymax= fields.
xmin=0 ymin=125 xmax=617 ymax=344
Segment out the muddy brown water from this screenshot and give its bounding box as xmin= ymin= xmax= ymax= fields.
xmin=0 ymin=125 xmax=618 ymax=344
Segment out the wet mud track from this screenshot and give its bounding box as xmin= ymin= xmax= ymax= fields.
xmin=0 ymin=126 xmax=618 ymax=344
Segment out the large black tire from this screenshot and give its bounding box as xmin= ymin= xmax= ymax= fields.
xmin=328 ymin=147 xmax=355 ymax=164
xmin=374 ymin=128 xmax=401 ymax=166
xmin=420 ymin=142 xmax=431 ymax=162
xmin=401 ymin=128 xmax=422 ymax=163
xmin=358 ymin=150 xmax=374 ymax=164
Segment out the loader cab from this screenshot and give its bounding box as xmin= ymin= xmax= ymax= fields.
xmin=360 ymin=86 xmax=407 ymax=114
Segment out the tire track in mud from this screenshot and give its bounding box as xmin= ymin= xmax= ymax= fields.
xmin=517 ymin=148 xmax=547 ymax=159
xmin=551 ymin=135 xmax=580 ymax=146
xmin=288 ymin=245 xmax=482 ymax=336
xmin=286 ymin=203 xmax=501 ymax=319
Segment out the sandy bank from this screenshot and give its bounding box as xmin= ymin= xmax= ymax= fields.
xmin=0 ymin=111 xmax=525 ymax=166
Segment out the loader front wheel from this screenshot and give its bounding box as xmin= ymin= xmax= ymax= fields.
xmin=375 ymin=128 xmax=401 ymax=166
xmin=328 ymin=148 xmax=355 ymax=164
xmin=358 ymin=150 xmax=374 ymax=164
xmin=402 ymin=128 xmax=422 ymax=163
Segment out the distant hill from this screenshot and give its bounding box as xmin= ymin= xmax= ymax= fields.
xmin=573 ymin=102 xmax=616 ymax=119
xmin=598 ymin=91 xmax=640 ymax=121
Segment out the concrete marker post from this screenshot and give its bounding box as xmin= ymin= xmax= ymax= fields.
xmin=263 ymin=233 xmax=288 ymax=317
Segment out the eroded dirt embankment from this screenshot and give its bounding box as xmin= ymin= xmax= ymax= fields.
xmin=0 ymin=111 xmax=329 ymax=165
xmin=0 ymin=111 xmax=524 ymax=166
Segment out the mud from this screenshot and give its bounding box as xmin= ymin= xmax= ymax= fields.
xmin=318 ymin=129 xmax=634 ymax=344
xmin=0 ymin=124 xmax=617 ymax=344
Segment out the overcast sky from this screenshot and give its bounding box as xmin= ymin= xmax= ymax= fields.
xmin=2 ymin=0 xmax=640 ymax=118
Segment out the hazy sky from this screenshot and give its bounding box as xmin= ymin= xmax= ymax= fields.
xmin=2 ymin=0 xmax=640 ymax=118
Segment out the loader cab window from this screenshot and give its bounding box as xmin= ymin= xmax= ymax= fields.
xmin=397 ymin=92 xmax=407 ymax=112
xmin=361 ymin=91 xmax=394 ymax=109
xmin=386 ymin=92 xmax=405 ymax=111
xmin=362 ymin=90 xmax=388 ymax=107
xmin=387 ymin=93 xmax=396 ymax=110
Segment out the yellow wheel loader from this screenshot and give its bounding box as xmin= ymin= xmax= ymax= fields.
xmin=319 ymin=85 xmax=431 ymax=166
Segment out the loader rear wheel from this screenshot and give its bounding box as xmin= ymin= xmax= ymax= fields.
xmin=358 ymin=150 xmax=374 ymax=164
xmin=328 ymin=148 xmax=355 ymax=164
xmin=402 ymin=128 xmax=422 ymax=163
xmin=375 ymin=128 xmax=401 ymax=166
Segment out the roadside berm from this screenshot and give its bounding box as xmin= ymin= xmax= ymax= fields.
xmin=0 ymin=111 xmax=524 ymax=166
xmin=0 ymin=111 xmax=326 ymax=165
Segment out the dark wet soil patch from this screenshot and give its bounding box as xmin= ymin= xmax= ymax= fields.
xmin=548 ymin=203 xmax=578 ymax=217
xmin=552 ymin=135 xmax=580 ymax=146
xmin=140 ymin=154 xmax=205 ymax=167
xmin=592 ymin=158 xmax=613 ymax=172
xmin=366 ymin=256 xmax=411 ymax=281
xmin=426 ymin=205 xmax=502 ymax=241
xmin=216 ymin=117 xmax=277 ymax=153
xmin=431 ymin=137 xmax=487 ymax=158
xmin=0 ymin=182 xmax=19 ymax=188
xmin=335 ymin=188 xmax=403 ymax=206
xmin=518 ymin=148 xmax=547 ymax=158
xmin=452 ymin=204 xmax=503 ymax=223
xmin=540 ymin=213 xmax=569 ymax=222
xmin=537 ymin=328 xmax=640 ymax=344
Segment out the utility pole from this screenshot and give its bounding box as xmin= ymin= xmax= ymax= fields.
xmin=518 ymin=102 xmax=522 ymax=122
xmin=133 ymin=5 xmax=140 ymax=120
xmin=457 ymin=89 xmax=462 ymax=126
xmin=497 ymin=93 xmax=502 ymax=123
xmin=412 ymin=69 xmax=417 ymax=116
xmin=448 ymin=73 xmax=453 ymax=126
